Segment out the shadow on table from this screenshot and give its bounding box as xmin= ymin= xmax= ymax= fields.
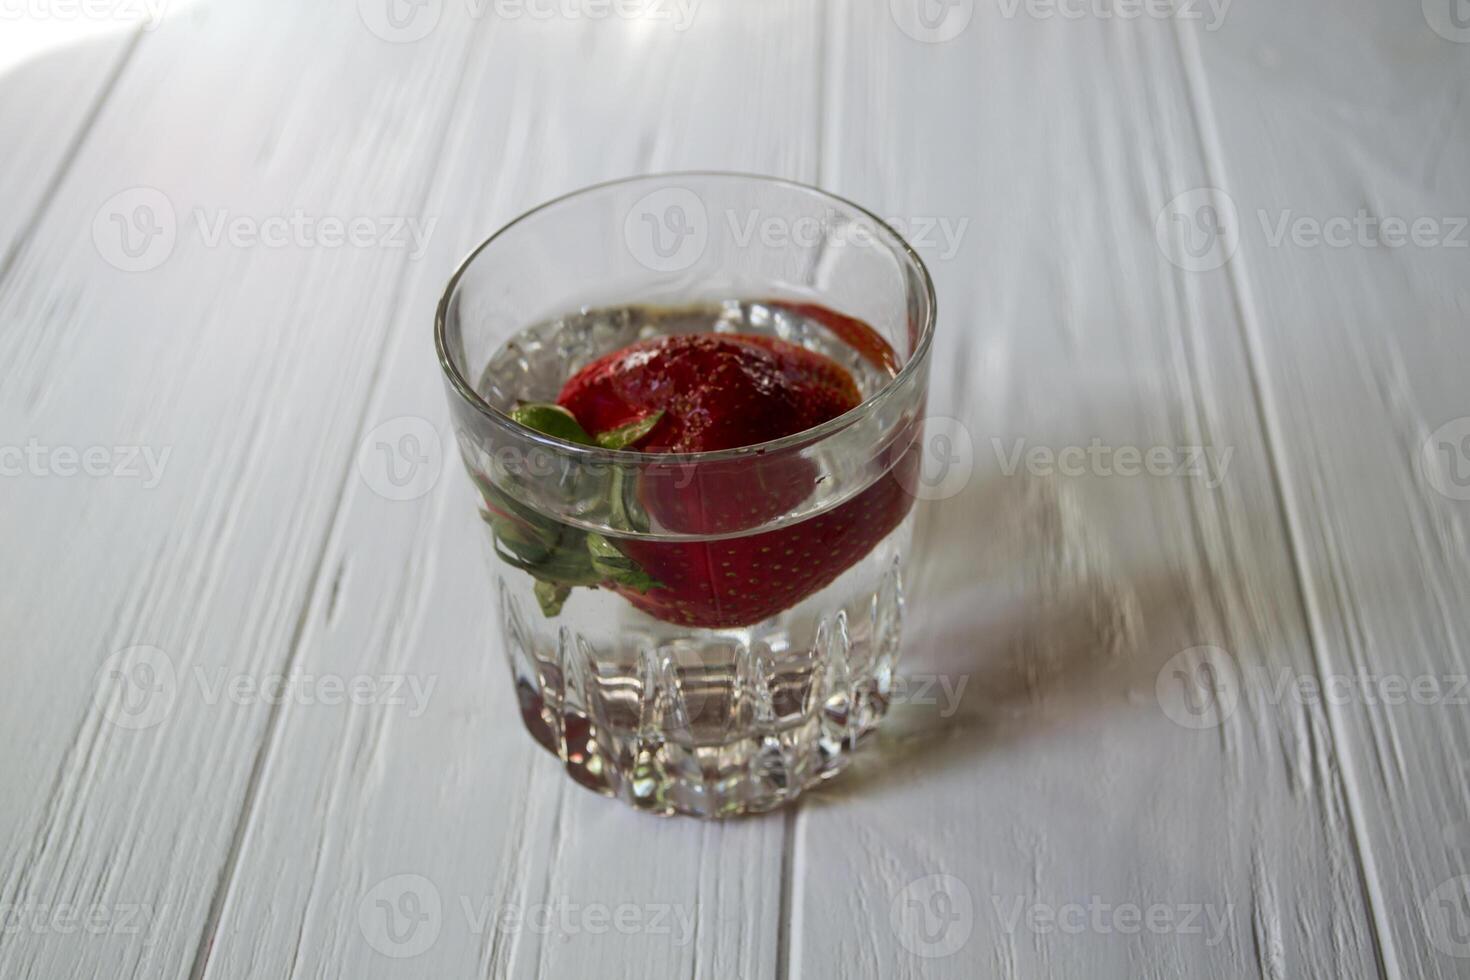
xmin=806 ymin=467 xmax=1206 ymax=805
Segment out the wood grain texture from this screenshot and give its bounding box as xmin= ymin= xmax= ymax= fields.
xmin=1188 ymin=1 xmax=1470 ymax=974
xmin=198 ymin=6 xmax=824 ymax=978
xmin=0 ymin=26 xmax=138 ymax=271
xmin=791 ymin=4 xmax=1394 ymax=977
xmin=0 ymin=0 xmax=1466 ymax=977
xmin=0 ymin=3 xmax=480 ymax=976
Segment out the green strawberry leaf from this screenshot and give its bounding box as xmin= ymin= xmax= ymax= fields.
xmin=491 ymin=536 xmax=599 ymax=584
xmin=476 ymin=402 xmax=661 ymax=616
xmin=608 ymin=467 xmax=652 ymax=533
xmin=586 ymin=533 xmax=662 ymax=593
xmin=594 ymin=410 xmax=664 ymax=450
xmin=482 ymin=512 xmax=552 ymax=564
xmin=511 ymin=403 xmax=596 ymax=446
xmin=534 ymin=580 xmax=572 ymax=617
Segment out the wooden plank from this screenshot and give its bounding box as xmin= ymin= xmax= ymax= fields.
xmin=792 ymin=4 xmax=1389 ymax=977
xmin=0 ymin=3 xmax=481 ymax=976
xmin=3 ymin=2 xmax=1459 ymax=979
xmin=196 ymin=5 xmax=824 ymax=979
xmin=0 ymin=21 xmax=138 ymax=267
xmin=1184 ymin=3 xmax=1470 ymax=976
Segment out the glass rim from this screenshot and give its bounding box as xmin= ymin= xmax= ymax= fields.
xmin=433 ymin=170 xmax=937 ymax=464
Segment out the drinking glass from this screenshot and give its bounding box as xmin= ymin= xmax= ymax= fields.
xmin=436 ymin=173 xmax=936 ymax=817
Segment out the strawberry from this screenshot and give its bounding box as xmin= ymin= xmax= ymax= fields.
xmin=558 ymin=333 xmax=859 ymax=535
xmin=488 ymin=321 xmax=916 ymax=628
xmin=557 ymin=332 xmax=860 ymax=457
xmin=611 ymin=455 xmax=917 ymax=627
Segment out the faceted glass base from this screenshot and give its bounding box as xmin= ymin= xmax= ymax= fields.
xmin=498 ymin=554 xmax=906 ymax=818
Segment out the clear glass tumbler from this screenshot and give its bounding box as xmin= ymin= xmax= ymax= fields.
xmin=436 ymin=173 xmax=936 ymax=817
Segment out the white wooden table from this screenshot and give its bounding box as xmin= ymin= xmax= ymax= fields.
xmin=3 ymin=1 xmax=1469 ymax=976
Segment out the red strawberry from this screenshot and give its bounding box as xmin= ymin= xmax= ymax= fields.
xmin=551 ymin=329 xmax=916 ymax=628
xmin=611 ymin=452 xmax=917 ymax=627
xmin=766 ymin=301 xmax=901 ymax=377
xmin=557 ymin=332 xmax=860 ymax=456
xmin=558 ymin=333 xmax=859 ymax=536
